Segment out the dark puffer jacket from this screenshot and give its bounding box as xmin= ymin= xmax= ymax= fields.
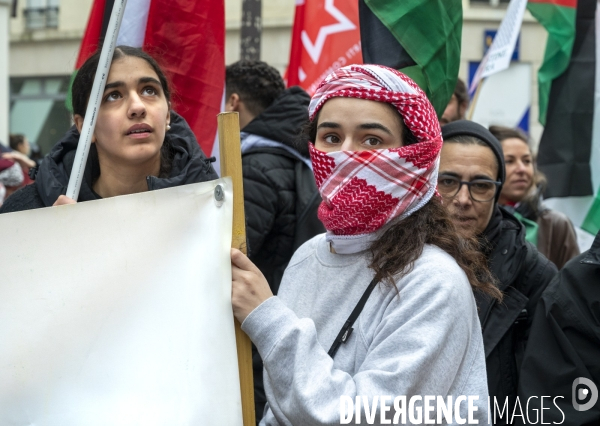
xmin=518 ymin=230 xmax=600 ymax=425
xmin=476 ymin=206 xmax=557 ymax=425
xmin=242 ymin=86 xmax=323 ymax=294
xmin=0 ymin=111 xmax=218 ymax=214
xmin=242 ymin=86 xmax=325 ymax=425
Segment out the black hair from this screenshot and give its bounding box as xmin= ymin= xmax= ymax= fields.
xmin=225 ymin=60 xmax=285 ymax=117
xmin=72 ymin=46 xmax=174 ymax=179
xmin=72 ymin=45 xmax=171 ymax=117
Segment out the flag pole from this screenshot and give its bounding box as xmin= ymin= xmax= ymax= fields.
xmin=66 ymin=0 xmax=128 ymax=200
xmin=467 ymin=79 xmax=484 ymax=121
xmin=218 ymin=111 xmax=255 ymax=426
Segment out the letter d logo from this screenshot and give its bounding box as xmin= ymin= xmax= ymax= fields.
xmin=572 ymin=377 xmax=598 ymax=411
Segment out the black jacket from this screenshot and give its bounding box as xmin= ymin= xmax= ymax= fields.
xmin=0 ymin=111 xmax=217 ymax=213
xmin=242 ymin=86 xmax=323 ymax=294
xmin=518 ymin=231 xmax=600 ymax=425
xmin=476 ymin=206 xmax=557 ymax=424
xmin=242 ymin=87 xmax=324 ymax=425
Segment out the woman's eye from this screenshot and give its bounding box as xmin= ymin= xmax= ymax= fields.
xmin=142 ymin=86 xmax=158 ymax=96
xmin=323 ymin=135 xmax=340 ymax=144
xmin=439 ymin=179 xmax=455 ymax=186
xmin=104 ymin=91 xmax=121 ymax=102
xmin=364 ymin=138 xmax=381 ymax=147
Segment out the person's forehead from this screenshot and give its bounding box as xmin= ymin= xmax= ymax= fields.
xmin=108 ymin=56 xmax=158 ymax=80
xmin=501 ymin=137 xmax=530 ymax=154
xmin=440 ymin=143 xmax=497 ymax=178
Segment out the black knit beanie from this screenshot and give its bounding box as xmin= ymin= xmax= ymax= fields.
xmin=441 ymin=120 xmax=505 ymax=202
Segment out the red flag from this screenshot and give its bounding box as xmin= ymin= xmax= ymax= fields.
xmin=75 ymin=0 xmax=225 ymax=159
xmin=287 ymin=0 xmax=362 ymax=95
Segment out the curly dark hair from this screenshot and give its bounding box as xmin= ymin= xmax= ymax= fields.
xmin=369 ymin=197 xmax=501 ymax=300
xmin=303 ymin=105 xmax=501 ymax=300
xmin=225 ymin=60 xmax=285 ymax=117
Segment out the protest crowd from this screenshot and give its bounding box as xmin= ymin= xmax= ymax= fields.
xmin=1 ymin=0 xmax=599 ymax=425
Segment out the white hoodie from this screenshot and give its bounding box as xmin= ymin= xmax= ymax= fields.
xmin=242 ymin=234 xmax=490 ymax=426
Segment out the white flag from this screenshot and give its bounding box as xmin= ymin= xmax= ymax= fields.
xmin=469 ymin=0 xmax=528 ymax=94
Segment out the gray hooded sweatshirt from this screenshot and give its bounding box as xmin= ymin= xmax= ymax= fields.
xmin=242 ymin=234 xmax=490 ymax=425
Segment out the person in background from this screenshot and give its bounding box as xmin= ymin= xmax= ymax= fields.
xmin=231 ymin=64 xmax=499 ymax=425
xmin=489 ymin=125 xmax=579 ymax=269
xmin=440 ymin=120 xmax=557 ymax=425
xmin=225 ymin=60 xmax=324 ymax=423
xmin=440 ymin=78 xmax=469 ymax=125
xmin=0 ymin=157 xmax=24 ymax=205
xmin=4 ymin=134 xmax=36 ymax=187
xmin=9 ymin=134 xmax=31 ymax=157
xmin=0 ymin=46 xmax=217 ymax=214
xmin=518 ymin=229 xmax=600 ymax=424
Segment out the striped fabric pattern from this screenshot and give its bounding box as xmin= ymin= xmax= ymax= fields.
xmin=308 ymin=64 xmax=441 ymax=236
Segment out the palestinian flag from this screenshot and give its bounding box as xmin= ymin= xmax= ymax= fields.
xmin=73 ymin=0 xmax=225 ymax=161
xmin=530 ymin=0 xmax=600 ymax=237
xmin=286 ymin=0 xmax=362 ymax=96
xmin=359 ymin=0 xmax=463 ymax=117
xmin=528 ymin=0 xmax=578 ymax=126
xmin=287 ymin=0 xmax=461 ymax=117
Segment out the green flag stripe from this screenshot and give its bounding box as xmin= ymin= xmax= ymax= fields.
xmin=364 ymin=0 xmax=462 ymax=118
xmin=527 ymin=3 xmax=577 ymax=125
xmin=582 ymin=188 xmax=600 ymax=235
xmin=65 ymin=70 xmax=78 ymax=114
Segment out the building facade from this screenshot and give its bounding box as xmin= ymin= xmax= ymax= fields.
xmin=8 ymin=0 xmax=547 ymax=154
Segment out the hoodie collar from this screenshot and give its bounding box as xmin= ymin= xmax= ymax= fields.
xmin=34 ymin=111 xmax=217 ymax=206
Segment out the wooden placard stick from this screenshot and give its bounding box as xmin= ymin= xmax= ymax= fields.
xmin=467 ymin=79 xmax=484 ymax=121
xmin=217 ymin=112 xmax=255 ymax=426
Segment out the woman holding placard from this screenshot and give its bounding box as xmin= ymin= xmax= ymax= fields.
xmin=231 ymin=64 xmax=502 ymax=424
xmin=0 ymin=46 xmax=217 ymax=213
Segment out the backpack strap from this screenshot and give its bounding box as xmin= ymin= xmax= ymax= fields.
xmin=328 ymin=277 xmax=379 ymax=359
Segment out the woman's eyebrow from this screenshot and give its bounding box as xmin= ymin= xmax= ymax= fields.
xmin=317 ymin=122 xmax=340 ymax=129
xmin=104 ymin=81 xmax=125 ymax=91
xmin=357 ymin=123 xmax=392 ymax=135
xmin=103 ymin=77 xmax=161 ymax=91
xmin=139 ymin=77 xmax=161 ymax=86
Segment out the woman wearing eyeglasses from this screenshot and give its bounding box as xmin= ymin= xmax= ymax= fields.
xmin=439 ymin=120 xmax=557 ymax=423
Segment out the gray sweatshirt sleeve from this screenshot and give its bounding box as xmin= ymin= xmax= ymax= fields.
xmin=241 ymin=258 xmax=488 ymax=426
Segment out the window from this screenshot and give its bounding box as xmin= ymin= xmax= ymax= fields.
xmin=24 ymin=0 xmax=59 ymax=30
xmin=10 ymin=76 xmax=72 ymax=156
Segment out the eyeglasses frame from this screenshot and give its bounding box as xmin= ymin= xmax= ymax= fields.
xmin=437 ymin=175 xmax=502 ymax=203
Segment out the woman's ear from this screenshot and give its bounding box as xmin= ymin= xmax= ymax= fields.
xmin=73 ymin=114 xmax=97 ymax=143
xmin=73 ymin=114 xmax=84 ymax=133
xmin=166 ymin=105 xmax=171 ymax=128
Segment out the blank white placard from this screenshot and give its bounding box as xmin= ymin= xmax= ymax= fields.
xmin=0 ymin=177 xmax=242 ymax=426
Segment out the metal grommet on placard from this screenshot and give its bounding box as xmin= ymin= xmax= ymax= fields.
xmin=214 ymin=184 xmax=225 ymax=207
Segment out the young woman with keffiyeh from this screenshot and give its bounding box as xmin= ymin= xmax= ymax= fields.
xmin=231 ymin=64 xmax=501 ymax=425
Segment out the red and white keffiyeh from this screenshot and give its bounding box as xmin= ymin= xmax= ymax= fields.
xmin=308 ymin=64 xmax=442 ymax=249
